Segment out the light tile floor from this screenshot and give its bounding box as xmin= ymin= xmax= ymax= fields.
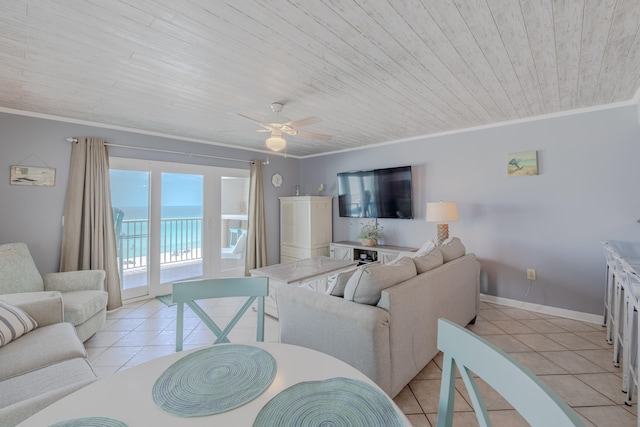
xmin=84 ymin=298 xmax=636 ymax=427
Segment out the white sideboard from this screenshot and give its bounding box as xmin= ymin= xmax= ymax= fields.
xmin=280 ymin=196 xmax=333 ymax=264
xmin=330 ymin=241 xmax=418 ymax=265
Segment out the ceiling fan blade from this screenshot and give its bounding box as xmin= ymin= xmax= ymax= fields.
xmin=256 ymin=129 xmax=270 ymax=132
xmin=236 ymin=113 xmax=265 ymax=125
xmin=287 ymin=116 xmax=322 ymax=128
xmin=295 ymin=130 xmax=332 ymax=141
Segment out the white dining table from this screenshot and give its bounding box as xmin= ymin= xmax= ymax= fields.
xmin=18 ymin=342 xmax=410 ymax=426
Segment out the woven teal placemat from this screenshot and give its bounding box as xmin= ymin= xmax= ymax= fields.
xmin=153 ymin=344 xmax=276 ymax=417
xmin=253 ymin=377 xmax=405 ymax=427
xmin=49 ymin=417 xmax=127 ymax=427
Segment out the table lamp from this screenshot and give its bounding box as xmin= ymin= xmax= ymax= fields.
xmin=426 ymin=201 xmax=459 ymax=245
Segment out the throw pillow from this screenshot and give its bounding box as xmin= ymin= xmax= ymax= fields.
xmin=439 ymin=237 xmax=466 ymax=262
xmin=413 ymin=247 xmax=444 ymax=274
xmin=326 ymin=268 xmax=357 ymax=297
xmin=386 ymin=254 xmax=412 ymax=265
xmin=344 ymin=257 xmax=417 ymax=305
xmin=415 ymin=239 xmax=436 ymax=257
xmin=0 ymin=300 xmax=38 ymax=347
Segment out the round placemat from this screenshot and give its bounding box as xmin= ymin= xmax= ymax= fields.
xmin=152 ymin=344 xmax=276 ymax=417
xmin=253 ymin=377 xmax=406 ymax=426
xmin=49 ymin=417 xmax=127 ymax=427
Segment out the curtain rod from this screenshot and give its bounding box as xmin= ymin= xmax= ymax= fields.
xmin=65 ymin=138 xmax=268 ymax=165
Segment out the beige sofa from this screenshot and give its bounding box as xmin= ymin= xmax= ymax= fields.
xmin=0 ymin=292 xmax=98 ymax=426
xmin=277 ymin=238 xmax=481 ymax=397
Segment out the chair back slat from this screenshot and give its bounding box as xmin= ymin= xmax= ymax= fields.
xmin=172 ymin=277 xmax=269 ymax=351
xmin=172 ymin=277 xmax=268 ymax=303
xmin=436 ymin=318 xmax=585 ymax=427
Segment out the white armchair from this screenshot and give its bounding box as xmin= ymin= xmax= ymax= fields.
xmin=0 ymin=243 xmax=107 ymax=342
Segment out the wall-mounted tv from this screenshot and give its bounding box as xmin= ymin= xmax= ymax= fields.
xmin=337 ymin=165 xmax=413 ymax=219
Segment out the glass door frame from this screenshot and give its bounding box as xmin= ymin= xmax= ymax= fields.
xmin=110 ymin=157 xmax=249 ymax=301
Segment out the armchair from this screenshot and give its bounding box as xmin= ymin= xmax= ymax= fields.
xmin=0 ymin=243 xmax=107 ymax=342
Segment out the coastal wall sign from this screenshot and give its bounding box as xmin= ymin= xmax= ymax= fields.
xmin=507 ymin=151 xmax=538 ymax=177
xmin=10 ymin=165 xmax=56 ymax=187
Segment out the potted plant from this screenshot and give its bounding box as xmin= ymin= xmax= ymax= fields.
xmin=357 ymin=219 xmax=383 ymax=247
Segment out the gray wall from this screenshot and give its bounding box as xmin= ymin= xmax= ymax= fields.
xmin=0 ymin=112 xmax=300 ymax=274
xmin=2 ymin=104 xmax=639 ymax=316
xmin=300 ymin=104 xmax=640 ymax=315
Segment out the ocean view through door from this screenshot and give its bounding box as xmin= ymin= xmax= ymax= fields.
xmin=159 ymin=173 xmax=203 ymax=285
xmin=110 ymin=168 xmax=150 ymax=300
xmin=110 ymin=158 xmax=249 ymax=301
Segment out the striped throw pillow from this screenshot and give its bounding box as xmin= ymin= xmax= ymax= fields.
xmin=0 ymin=300 xmax=38 ymax=347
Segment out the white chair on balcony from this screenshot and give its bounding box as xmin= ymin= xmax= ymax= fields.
xmin=221 ymin=231 xmax=246 ymax=260
xmin=436 ymin=318 xmax=585 ymax=427
xmin=172 ymin=276 xmax=269 ymax=352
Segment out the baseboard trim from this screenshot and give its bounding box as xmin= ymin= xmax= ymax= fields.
xmin=480 ymin=294 xmax=603 ymax=325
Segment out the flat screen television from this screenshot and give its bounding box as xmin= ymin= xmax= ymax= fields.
xmin=337 ymin=165 xmax=413 ymax=219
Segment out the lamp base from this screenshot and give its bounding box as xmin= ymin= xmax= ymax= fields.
xmin=436 ymin=223 xmax=449 ymax=246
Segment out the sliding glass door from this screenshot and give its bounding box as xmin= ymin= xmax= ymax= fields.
xmin=110 ymin=168 xmax=150 ymax=300
xmin=110 ymin=158 xmax=249 ymax=301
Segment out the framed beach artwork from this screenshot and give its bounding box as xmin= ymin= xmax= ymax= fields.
xmin=10 ymin=165 xmax=56 ymax=186
xmin=507 ymin=151 xmax=538 ymax=176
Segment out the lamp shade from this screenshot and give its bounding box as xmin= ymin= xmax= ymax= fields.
xmin=266 ymin=136 xmax=286 ymax=151
xmin=426 ymin=201 xmax=459 ymax=223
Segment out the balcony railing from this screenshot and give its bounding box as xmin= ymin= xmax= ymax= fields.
xmin=116 ymin=217 xmax=203 ymax=271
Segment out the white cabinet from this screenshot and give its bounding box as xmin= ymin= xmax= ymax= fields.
xmin=280 ymin=196 xmax=333 ymax=263
xmin=330 ymin=244 xmax=352 ymax=261
xmin=330 ymin=241 xmax=417 ymax=265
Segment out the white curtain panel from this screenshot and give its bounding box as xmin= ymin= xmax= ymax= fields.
xmin=60 ymin=137 xmax=122 ymax=310
xmin=245 ymin=160 xmax=267 ymax=275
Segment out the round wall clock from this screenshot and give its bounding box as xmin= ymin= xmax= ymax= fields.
xmin=271 ymin=173 xmax=283 ymax=188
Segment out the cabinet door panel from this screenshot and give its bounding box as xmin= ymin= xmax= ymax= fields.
xmin=330 ymin=245 xmax=353 ymax=260
xmin=294 ymin=201 xmax=311 ymax=247
xmin=379 ymin=251 xmax=398 ymax=264
xmin=280 ymin=201 xmax=295 ymax=245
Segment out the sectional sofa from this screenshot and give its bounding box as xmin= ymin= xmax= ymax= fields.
xmin=277 ymin=237 xmax=481 ymax=397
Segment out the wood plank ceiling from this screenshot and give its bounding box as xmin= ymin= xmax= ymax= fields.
xmin=0 ymin=0 xmax=639 ymax=157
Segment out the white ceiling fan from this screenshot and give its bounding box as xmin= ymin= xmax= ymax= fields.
xmin=237 ymin=103 xmax=332 ymax=152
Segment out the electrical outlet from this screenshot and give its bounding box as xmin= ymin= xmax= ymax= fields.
xmin=527 ymin=269 xmax=536 ymax=281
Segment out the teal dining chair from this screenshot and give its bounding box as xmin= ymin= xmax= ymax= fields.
xmin=172 ymin=277 xmax=269 ymax=352
xmin=436 ymin=318 xmax=585 ymax=427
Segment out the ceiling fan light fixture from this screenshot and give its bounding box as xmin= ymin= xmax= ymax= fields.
xmin=264 ymin=102 xmax=290 ymax=125
xmin=266 ymin=135 xmax=286 ymax=151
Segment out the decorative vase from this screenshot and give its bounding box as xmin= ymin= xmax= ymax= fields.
xmin=360 ymin=238 xmax=377 ymax=247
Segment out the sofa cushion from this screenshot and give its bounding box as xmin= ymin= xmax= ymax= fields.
xmin=326 ymin=269 xmax=357 ymax=297
xmin=0 ymin=322 xmax=87 ymax=381
xmin=415 ymin=239 xmax=436 ymax=257
xmin=344 ymin=257 xmax=417 ymax=305
xmin=61 ymin=290 xmax=108 ymax=326
xmin=413 ymin=247 xmax=444 ymax=274
xmin=0 ymin=357 xmax=96 ymax=413
xmin=0 ymin=292 xmax=64 ymax=328
xmin=440 ymin=237 xmax=466 ymax=262
xmin=0 ymin=243 xmax=45 ymax=294
xmin=0 ymin=300 xmax=38 ymax=347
